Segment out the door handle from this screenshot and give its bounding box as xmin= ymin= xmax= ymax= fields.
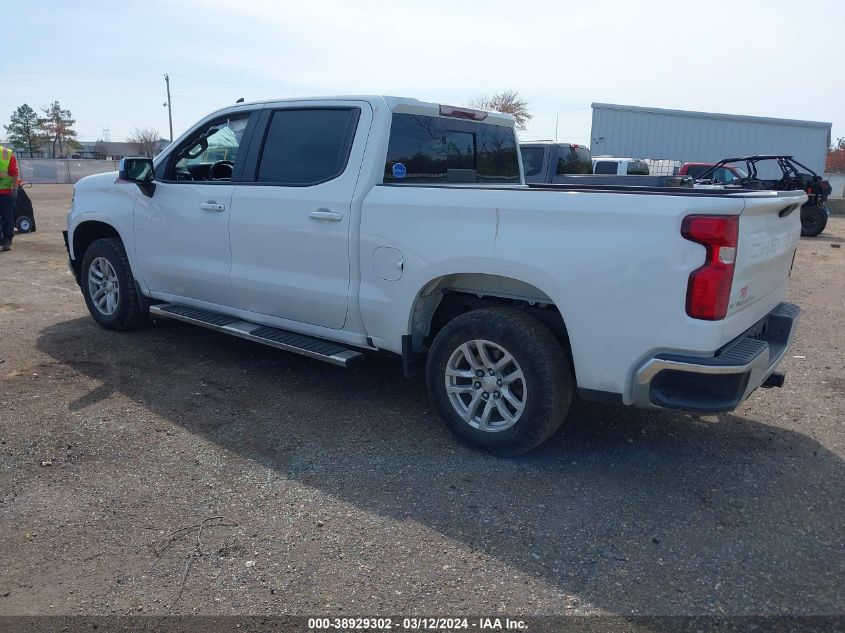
xmin=200 ymin=201 xmax=225 ymax=212
xmin=308 ymin=209 xmax=343 ymax=222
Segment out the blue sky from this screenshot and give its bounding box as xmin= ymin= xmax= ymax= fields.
xmin=6 ymin=0 xmax=844 ymax=147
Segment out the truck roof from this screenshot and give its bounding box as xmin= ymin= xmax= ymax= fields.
xmin=203 ymin=95 xmax=517 ymax=128
xmin=520 ymin=141 xmax=585 ymax=147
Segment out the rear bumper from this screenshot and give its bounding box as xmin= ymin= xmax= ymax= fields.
xmin=632 ymin=302 xmax=800 ymax=413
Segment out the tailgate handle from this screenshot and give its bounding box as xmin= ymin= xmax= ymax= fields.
xmin=778 ymin=204 xmax=797 ymax=218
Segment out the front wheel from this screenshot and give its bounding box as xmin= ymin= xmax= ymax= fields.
xmin=80 ymin=237 xmax=149 ymax=331
xmin=426 ymin=307 xmax=573 ymax=456
xmin=800 ymin=204 xmax=827 ymax=237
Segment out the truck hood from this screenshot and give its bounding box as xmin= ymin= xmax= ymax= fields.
xmin=74 ymin=171 xmax=119 ymax=191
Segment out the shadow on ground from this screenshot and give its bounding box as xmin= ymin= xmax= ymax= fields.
xmin=36 ymin=317 xmax=845 ymax=615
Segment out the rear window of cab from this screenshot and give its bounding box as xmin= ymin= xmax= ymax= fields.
xmin=384 ymin=113 xmax=520 ymax=185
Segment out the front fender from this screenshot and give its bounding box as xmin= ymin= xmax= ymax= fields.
xmin=68 ymin=174 xmax=144 ymax=290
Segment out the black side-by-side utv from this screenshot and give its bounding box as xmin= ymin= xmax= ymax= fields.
xmin=694 ymin=155 xmax=832 ymax=237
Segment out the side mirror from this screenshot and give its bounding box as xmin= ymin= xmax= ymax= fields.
xmin=118 ymin=157 xmax=155 ymax=197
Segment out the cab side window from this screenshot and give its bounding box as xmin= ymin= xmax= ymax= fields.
xmin=167 ymin=114 xmax=251 ymax=182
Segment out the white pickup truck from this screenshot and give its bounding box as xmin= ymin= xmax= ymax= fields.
xmin=65 ymin=96 xmax=803 ymax=455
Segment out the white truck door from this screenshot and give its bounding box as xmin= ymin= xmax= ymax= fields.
xmin=228 ymin=102 xmax=371 ymax=329
xmin=134 ymin=112 xmax=254 ymax=307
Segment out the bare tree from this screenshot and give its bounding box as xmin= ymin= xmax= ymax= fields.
xmin=127 ymin=127 xmax=161 ymax=157
xmin=468 ymin=90 xmax=532 ymax=130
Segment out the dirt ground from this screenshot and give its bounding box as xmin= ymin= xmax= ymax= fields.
xmin=0 ymin=185 xmax=843 ymax=618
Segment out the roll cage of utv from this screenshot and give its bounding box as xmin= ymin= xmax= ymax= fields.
xmin=695 ymin=155 xmax=832 ymax=237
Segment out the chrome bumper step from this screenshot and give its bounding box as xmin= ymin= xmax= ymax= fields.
xmin=149 ymin=303 xmax=364 ymax=367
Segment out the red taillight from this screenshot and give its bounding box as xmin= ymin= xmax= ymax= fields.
xmin=681 ymin=215 xmax=739 ymax=320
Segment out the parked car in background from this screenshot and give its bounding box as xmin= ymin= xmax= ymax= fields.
xmin=66 ymin=96 xmax=803 ymax=455
xmin=592 ymin=156 xmax=650 ymax=175
xmin=688 ymin=156 xmax=831 ymax=237
xmin=520 ymin=142 xmax=592 ymax=184
xmin=520 ymin=144 xmax=690 ymax=187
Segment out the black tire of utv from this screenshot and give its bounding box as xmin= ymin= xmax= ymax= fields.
xmin=800 ymin=205 xmax=827 ymax=237
xmin=426 ymin=307 xmax=573 ymax=456
xmin=80 ymin=237 xmax=149 ymax=331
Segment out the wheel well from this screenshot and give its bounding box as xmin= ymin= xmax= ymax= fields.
xmin=71 ymin=221 xmax=121 ymax=279
xmin=410 ymin=275 xmax=574 ymax=374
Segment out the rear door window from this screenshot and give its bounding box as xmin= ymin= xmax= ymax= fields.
xmin=521 ymin=147 xmax=545 ymax=177
xmin=626 ymin=160 xmax=650 ymax=175
xmin=384 ymin=113 xmax=520 ymax=184
xmin=256 ymin=108 xmax=359 ymax=186
xmin=556 ymin=146 xmax=592 ymax=175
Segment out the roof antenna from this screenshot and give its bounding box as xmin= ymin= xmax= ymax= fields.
xmin=236 ymin=97 xmax=244 ymax=103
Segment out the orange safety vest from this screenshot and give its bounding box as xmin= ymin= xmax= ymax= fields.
xmin=0 ymin=146 xmax=14 ymax=191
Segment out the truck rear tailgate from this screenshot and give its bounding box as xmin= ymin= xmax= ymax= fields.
xmin=728 ymin=191 xmax=804 ymax=323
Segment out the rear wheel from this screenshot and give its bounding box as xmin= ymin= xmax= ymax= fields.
xmin=80 ymin=238 xmax=149 ymax=330
xmin=800 ymin=204 xmax=827 ymax=237
xmin=426 ymin=307 xmax=573 ymax=456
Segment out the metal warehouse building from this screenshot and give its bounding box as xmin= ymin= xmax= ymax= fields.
xmin=590 ymin=103 xmax=832 ymax=175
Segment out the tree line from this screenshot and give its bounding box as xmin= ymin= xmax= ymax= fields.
xmin=4 ymin=102 xmax=160 ymax=158
xmin=5 ymin=102 xmax=79 ymax=157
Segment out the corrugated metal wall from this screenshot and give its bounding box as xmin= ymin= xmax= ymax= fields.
xmin=590 ymin=104 xmax=831 ymax=174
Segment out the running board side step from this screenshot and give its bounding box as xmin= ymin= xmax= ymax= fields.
xmin=149 ymin=303 xmax=364 ymax=367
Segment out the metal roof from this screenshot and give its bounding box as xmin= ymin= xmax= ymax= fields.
xmin=591 ymin=103 xmax=832 ymax=130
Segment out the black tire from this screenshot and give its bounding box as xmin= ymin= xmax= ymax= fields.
xmin=15 ymin=215 xmax=33 ymax=233
xmin=426 ymin=307 xmax=573 ymax=456
xmin=80 ymin=237 xmax=149 ymax=331
xmin=800 ymin=204 xmax=827 ymax=237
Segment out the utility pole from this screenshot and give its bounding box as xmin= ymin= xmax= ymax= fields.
xmin=555 ymin=113 xmax=559 ymax=142
xmin=163 ymin=73 xmax=173 ymax=142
